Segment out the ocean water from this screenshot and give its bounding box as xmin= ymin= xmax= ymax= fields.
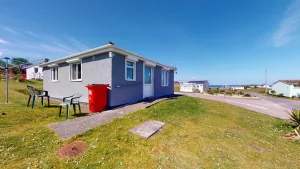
xmin=209 ymin=85 xmax=240 ymax=88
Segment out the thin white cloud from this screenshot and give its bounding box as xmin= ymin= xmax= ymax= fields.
xmin=67 ymin=37 xmax=90 ymax=51
xmin=0 ymin=48 xmax=41 ymax=58
xmin=0 ymin=39 xmax=8 ymax=45
xmin=40 ymin=44 xmax=73 ymax=54
xmin=272 ymin=0 xmax=300 ymax=47
xmin=26 ymin=31 xmax=42 ymax=39
xmin=0 ymin=52 xmax=2 ymax=57
xmin=0 ymin=25 xmax=91 ymax=60
xmin=0 ymin=25 xmax=19 ymax=35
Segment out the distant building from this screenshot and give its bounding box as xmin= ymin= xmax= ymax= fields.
xmin=271 ymin=80 xmax=300 ymax=97
xmin=180 ymin=80 xmax=209 ymax=93
xmin=25 ymin=63 xmax=43 ymax=80
xmin=231 ymin=85 xmax=245 ymax=90
xmin=262 ymin=84 xmax=271 ymax=89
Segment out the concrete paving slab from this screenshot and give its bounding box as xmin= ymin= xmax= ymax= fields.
xmin=48 ymin=97 xmax=170 ymax=139
xmin=130 ymin=120 xmax=165 ymax=138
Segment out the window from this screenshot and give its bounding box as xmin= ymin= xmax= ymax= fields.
xmin=70 ymin=62 xmax=82 ymax=81
xmin=144 ymin=66 xmax=152 ymax=84
xmin=51 ymin=67 xmax=58 ymax=82
xmin=161 ymin=70 xmax=169 ymax=86
xmin=125 ymin=60 xmax=136 ymax=81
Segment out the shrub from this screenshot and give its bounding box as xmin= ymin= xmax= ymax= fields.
xmin=286 ymin=109 xmax=300 ymax=129
xmin=207 ymin=89 xmax=214 ymax=95
xmin=232 ymin=90 xmax=236 ymax=95
xmin=238 ymin=91 xmax=244 ymax=95
xmin=259 ymin=91 xmax=266 ymax=94
xmin=244 ymin=94 xmax=251 ymax=97
xmin=220 ymin=90 xmax=225 ymax=94
xmin=213 ymin=88 xmax=220 ymax=94
xmin=14 ymin=73 xmax=25 ymax=82
xmin=292 ymin=96 xmax=296 ymax=99
xmin=277 ymin=93 xmax=284 ymax=97
xmin=225 ymin=91 xmax=232 ymax=96
xmin=271 ymin=90 xmax=276 ymax=96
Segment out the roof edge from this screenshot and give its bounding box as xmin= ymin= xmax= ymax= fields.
xmin=39 ymin=44 xmax=177 ymax=70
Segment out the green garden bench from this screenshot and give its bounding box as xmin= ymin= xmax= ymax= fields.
xmin=59 ymin=93 xmax=83 ymax=119
xmin=27 ymin=85 xmax=50 ymax=109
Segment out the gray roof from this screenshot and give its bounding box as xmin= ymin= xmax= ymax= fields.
xmin=24 ymin=62 xmax=45 ymax=69
xmin=187 ymin=80 xmax=208 ymax=84
xmin=274 ymin=80 xmax=300 ymax=86
xmin=39 ymin=44 xmax=176 ymax=70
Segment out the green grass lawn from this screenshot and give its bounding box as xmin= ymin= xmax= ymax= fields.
xmin=1 ymin=80 xmax=300 ymax=168
xmin=238 ymin=88 xmax=269 ymax=94
xmin=174 ymin=83 xmax=180 ymax=92
xmin=239 ymin=88 xmax=300 ymax=101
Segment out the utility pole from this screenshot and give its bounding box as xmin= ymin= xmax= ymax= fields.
xmin=265 ymin=69 xmax=268 ymax=94
xmin=4 ymin=57 xmax=10 ymax=103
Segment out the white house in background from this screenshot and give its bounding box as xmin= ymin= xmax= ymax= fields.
xmin=25 ymin=64 xmax=43 ymax=80
xmin=262 ymin=84 xmax=271 ymax=89
xmin=180 ymin=83 xmax=197 ymax=92
xmin=231 ymin=85 xmax=245 ymax=90
xmin=271 ymin=80 xmax=300 ymax=98
xmin=180 ymin=80 xmax=209 ymax=93
xmin=257 ymin=84 xmax=271 ymax=88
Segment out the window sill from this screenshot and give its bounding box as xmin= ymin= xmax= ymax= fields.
xmin=125 ymin=79 xmax=136 ymax=81
xmin=71 ymin=79 xmax=82 ymax=82
xmin=162 ymin=85 xmax=169 ymax=87
xmin=51 ymin=80 xmax=59 ymax=83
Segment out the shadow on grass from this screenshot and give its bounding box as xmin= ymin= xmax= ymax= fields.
xmin=15 ymin=89 xmax=29 ymax=95
xmin=26 ymin=80 xmax=42 ymax=84
xmin=145 ymin=94 xmax=182 ymax=108
xmin=72 ymin=113 xmax=90 ymax=117
xmin=47 ymin=105 xmax=60 ymax=108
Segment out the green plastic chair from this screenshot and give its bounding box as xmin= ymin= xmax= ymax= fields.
xmin=59 ymin=93 xmax=83 ymax=119
xmin=27 ymin=85 xmax=50 ymax=109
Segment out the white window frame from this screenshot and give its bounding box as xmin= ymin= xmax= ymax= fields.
xmin=125 ymin=59 xmax=136 ymax=81
xmin=161 ymin=69 xmax=169 ymax=86
xmin=70 ymin=61 xmax=82 ymax=82
xmin=51 ymin=67 xmax=58 ymax=82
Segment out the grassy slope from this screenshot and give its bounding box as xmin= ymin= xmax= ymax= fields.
xmin=239 ymin=88 xmax=300 ymax=101
xmin=238 ymin=88 xmax=269 ymax=93
xmin=0 ymin=80 xmax=299 ymax=168
xmin=174 ymin=83 xmax=180 ymax=92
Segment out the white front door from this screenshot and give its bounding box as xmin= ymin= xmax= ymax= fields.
xmin=143 ymin=65 xmax=154 ymax=98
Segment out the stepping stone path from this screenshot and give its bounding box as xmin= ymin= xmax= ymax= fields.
xmin=129 ymin=120 xmax=165 ymax=138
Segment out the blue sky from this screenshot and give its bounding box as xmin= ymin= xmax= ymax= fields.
xmin=1 ymin=0 xmax=300 ymax=84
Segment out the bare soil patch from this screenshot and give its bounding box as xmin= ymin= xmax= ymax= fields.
xmin=57 ymin=141 xmax=87 ymax=158
xmin=284 ymin=132 xmax=300 ymax=141
xmin=248 ymin=144 xmax=267 ymax=153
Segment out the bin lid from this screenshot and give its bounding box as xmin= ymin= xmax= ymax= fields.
xmin=85 ymin=84 xmax=109 ymax=88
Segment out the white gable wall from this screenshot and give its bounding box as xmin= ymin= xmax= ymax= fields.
xmin=291 ymin=87 xmax=300 ymax=97
xmin=272 ymin=82 xmax=291 ymax=97
xmin=195 ymin=84 xmax=204 ymax=93
xmin=180 ymin=83 xmax=197 ymax=92
xmin=26 ymin=66 xmax=43 ymax=80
